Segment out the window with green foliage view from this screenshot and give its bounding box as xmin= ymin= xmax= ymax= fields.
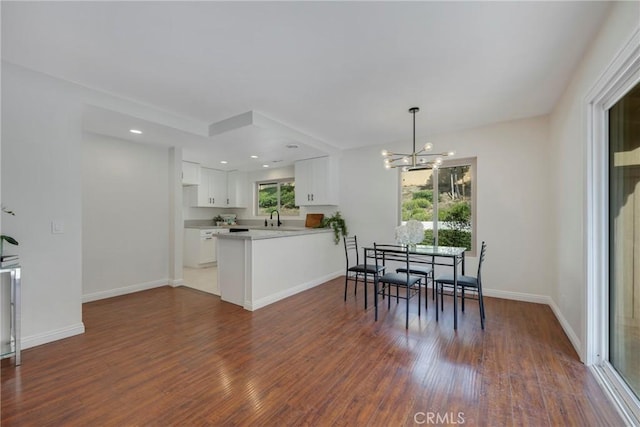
xmin=401 ymin=159 xmax=476 ymax=253
xmin=257 ymin=179 xmax=299 ymax=217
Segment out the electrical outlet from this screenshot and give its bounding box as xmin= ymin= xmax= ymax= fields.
xmin=51 ymin=220 xmax=65 ymax=234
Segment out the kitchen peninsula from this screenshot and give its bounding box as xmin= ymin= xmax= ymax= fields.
xmin=217 ymin=228 xmax=343 ymax=310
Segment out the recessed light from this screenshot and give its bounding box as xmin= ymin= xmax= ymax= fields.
xmin=220 ymin=160 xmax=228 ymax=164
xmin=286 ymin=144 xmax=299 ymax=149
xmin=129 ymin=129 xmax=142 ymax=134
xmin=250 ymin=155 xmax=258 ymax=159
xmin=262 ymin=164 xmax=269 ymax=168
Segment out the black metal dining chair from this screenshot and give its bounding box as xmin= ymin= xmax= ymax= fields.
xmin=434 ymin=241 xmax=487 ymax=329
xmin=396 ymin=260 xmax=433 ymax=310
xmin=373 ymin=243 xmax=422 ymax=329
xmin=343 ymin=236 xmax=385 ymax=309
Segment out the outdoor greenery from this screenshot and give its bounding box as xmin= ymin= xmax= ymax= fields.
xmin=401 ymin=166 xmax=472 ymax=251
xmin=402 ymin=190 xmax=433 ymax=221
xmin=257 ymin=181 xmax=299 ymax=216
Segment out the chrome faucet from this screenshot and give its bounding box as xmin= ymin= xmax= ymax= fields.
xmin=270 ymin=210 xmax=282 ymax=227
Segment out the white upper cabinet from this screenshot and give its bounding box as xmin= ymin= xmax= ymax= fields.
xmin=194 ymin=167 xmax=227 ymax=207
xmin=182 ymin=161 xmax=200 ymax=186
xmin=191 ymin=168 xmax=248 ymax=208
xmin=226 ymin=171 xmax=248 ymax=208
xmin=295 ymin=156 xmax=339 ymax=206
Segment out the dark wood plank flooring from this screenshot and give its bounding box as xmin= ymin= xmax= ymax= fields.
xmin=1 ymin=278 xmax=624 ymax=425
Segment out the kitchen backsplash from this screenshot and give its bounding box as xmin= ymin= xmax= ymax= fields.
xmin=184 ymin=218 xmax=306 ymax=228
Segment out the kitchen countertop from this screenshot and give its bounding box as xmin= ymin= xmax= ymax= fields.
xmin=216 ymin=227 xmax=331 ymax=240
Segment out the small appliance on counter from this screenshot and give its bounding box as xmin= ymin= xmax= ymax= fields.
xmin=220 ymin=214 xmax=237 ymax=225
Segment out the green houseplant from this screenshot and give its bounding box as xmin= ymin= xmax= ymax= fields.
xmin=1 ymin=207 xmax=19 ymax=256
xmin=322 ymin=211 xmax=348 ymax=244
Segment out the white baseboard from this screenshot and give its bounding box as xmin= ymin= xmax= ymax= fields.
xmin=169 ymin=278 xmax=184 ymax=287
xmin=22 ymin=322 xmax=85 ymax=350
xmin=246 ymin=270 xmax=343 ymax=311
xmin=482 ymin=287 xmax=550 ymax=304
xmin=482 ymin=287 xmax=582 ymax=360
xmin=547 ymin=297 xmax=583 ymax=360
xmin=82 ymin=279 xmax=169 ymax=303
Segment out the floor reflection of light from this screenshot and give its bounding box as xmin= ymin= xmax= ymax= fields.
xmin=383 ymin=329 xmax=482 ymax=401
xmin=245 ymin=379 xmax=263 ymax=412
xmin=218 ymin=366 xmax=232 ymax=397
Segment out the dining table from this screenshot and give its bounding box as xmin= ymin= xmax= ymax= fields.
xmin=363 ymin=244 xmax=467 ymax=329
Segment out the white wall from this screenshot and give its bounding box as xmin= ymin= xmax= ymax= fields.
xmin=82 ymin=133 xmax=170 ymax=301
xmin=1 ymin=61 xmax=194 ymax=348
xmin=340 ymin=115 xmax=555 ymax=300
xmin=549 ymin=1 xmax=640 ymax=358
xmin=2 ymin=63 xmax=85 ymax=347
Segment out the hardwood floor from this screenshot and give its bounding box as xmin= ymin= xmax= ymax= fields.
xmin=1 ymin=278 xmax=624 ymax=426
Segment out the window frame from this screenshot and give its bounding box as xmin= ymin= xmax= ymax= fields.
xmin=255 ymin=178 xmax=300 ymax=217
xmin=585 ymin=26 xmax=640 ymax=425
xmin=398 ymin=157 xmax=477 ymax=256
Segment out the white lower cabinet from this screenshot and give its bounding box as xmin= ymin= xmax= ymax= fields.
xmin=183 ymin=228 xmax=230 ymax=268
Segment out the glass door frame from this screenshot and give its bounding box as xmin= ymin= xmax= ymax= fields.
xmin=586 ymin=28 xmax=640 ymax=424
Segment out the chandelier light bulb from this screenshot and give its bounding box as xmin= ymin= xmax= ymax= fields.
xmin=381 ymin=107 xmax=455 ymax=170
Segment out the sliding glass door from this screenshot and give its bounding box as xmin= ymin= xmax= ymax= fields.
xmin=609 ymin=81 xmax=640 ymax=400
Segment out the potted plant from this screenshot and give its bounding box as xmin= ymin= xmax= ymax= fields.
xmin=213 ymin=215 xmax=225 ymax=226
xmin=322 ymin=211 xmax=348 ymax=245
xmin=1 ymin=207 xmax=19 ymax=257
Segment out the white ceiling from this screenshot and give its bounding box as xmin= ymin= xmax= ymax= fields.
xmin=1 ymin=1 xmax=612 ymax=171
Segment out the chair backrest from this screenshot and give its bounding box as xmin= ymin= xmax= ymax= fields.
xmin=476 ymin=241 xmax=487 ymax=288
xmin=344 ymin=235 xmax=360 ymax=267
xmin=373 ymin=243 xmax=410 ymax=273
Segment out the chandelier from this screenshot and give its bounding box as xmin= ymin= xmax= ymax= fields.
xmin=382 ymin=107 xmax=455 ymax=170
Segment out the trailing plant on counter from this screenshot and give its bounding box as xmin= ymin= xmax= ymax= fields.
xmin=322 ymin=211 xmax=348 ymax=245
